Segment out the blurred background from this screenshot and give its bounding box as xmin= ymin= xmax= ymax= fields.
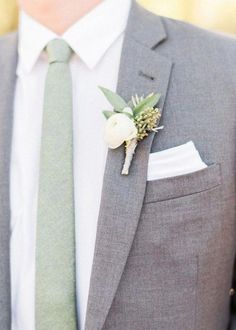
xmin=1 ymin=0 xmax=236 ymax=36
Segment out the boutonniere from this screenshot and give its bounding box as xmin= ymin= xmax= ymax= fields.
xmin=100 ymin=87 xmax=163 ymax=175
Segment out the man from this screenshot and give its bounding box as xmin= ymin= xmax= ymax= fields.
xmin=1 ymin=0 xmax=236 ymax=329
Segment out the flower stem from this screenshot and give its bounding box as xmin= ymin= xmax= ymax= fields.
xmin=121 ymin=138 xmax=138 ymax=175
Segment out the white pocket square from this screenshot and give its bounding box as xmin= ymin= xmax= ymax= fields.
xmin=147 ymin=141 xmax=207 ymax=181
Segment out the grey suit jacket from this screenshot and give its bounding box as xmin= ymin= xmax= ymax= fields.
xmin=1 ymin=2 xmax=236 ymax=329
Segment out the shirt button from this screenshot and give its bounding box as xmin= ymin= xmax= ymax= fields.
xmin=229 ymin=288 xmax=235 ymax=296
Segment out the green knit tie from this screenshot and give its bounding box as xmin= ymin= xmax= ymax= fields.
xmin=35 ymin=39 xmax=78 ymax=330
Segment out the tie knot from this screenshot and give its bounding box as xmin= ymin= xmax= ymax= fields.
xmin=46 ymin=39 xmax=73 ymax=64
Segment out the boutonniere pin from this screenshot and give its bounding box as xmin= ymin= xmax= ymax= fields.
xmin=100 ymin=87 xmax=163 ymax=175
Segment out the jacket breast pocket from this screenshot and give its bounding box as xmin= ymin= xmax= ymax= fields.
xmin=144 ymin=163 xmax=222 ymax=204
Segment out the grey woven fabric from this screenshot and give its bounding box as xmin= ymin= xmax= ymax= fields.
xmin=0 ymin=31 xmax=17 ymax=330
xmin=1 ymin=1 xmax=236 ymax=330
xmin=35 ymin=39 xmax=77 ymax=330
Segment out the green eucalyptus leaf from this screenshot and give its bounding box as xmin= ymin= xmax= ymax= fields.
xmin=133 ymin=93 xmax=161 ymax=116
xmin=99 ymin=86 xmax=128 ymax=112
xmin=103 ymin=111 xmax=116 ymax=119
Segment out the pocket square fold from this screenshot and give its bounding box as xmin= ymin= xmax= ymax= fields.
xmin=147 ymin=141 xmax=207 ymax=181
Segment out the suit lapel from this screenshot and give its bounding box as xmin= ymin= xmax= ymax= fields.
xmin=85 ymin=3 xmax=173 ymax=330
xmin=0 ymin=32 xmax=18 ymax=328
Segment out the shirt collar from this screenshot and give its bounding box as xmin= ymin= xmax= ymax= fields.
xmin=18 ymin=0 xmax=132 ymax=74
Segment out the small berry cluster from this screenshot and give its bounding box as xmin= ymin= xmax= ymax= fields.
xmin=134 ymin=107 xmax=161 ymax=140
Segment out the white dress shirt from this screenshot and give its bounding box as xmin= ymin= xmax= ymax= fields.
xmin=10 ymin=0 xmax=131 ymax=329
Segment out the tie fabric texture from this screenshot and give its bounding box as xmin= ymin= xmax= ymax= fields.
xmin=35 ymin=39 xmax=78 ymax=329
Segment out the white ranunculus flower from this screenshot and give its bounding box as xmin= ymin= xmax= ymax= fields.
xmin=104 ymin=113 xmax=137 ymax=149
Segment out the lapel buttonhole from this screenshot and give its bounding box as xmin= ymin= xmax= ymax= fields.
xmin=138 ymin=70 xmax=156 ymax=81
